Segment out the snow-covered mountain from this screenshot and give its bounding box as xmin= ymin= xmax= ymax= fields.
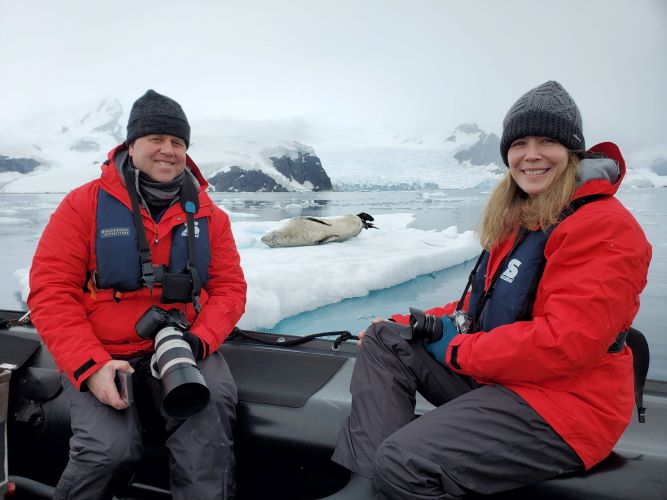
xmin=0 ymin=101 xmax=333 ymax=193
xmin=0 ymin=99 xmax=124 ymax=192
xmin=191 ymin=127 xmax=333 ymax=193
xmin=319 ymin=124 xmax=505 ymax=191
xmin=1 ymin=100 xmax=665 ymax=193
xmin=316 ymin=125 xmax=667 ymax=191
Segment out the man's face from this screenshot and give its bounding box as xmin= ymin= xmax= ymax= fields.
xmin=129 ymin=134 xmax=187 ymax=182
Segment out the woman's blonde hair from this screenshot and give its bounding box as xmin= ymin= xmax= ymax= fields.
xmin=478 ymin=152 xmax=580 ymax=250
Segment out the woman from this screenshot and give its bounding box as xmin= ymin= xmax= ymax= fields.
xmin=328 ymin=81 xmax=652 ymax=499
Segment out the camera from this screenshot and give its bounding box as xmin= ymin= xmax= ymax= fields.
xmin=135 ymin=306 xmax=210 ymax=419
xmin=404 ymin=306 xmax=444 ymax=343
xmin=451 ymin=310 xmax=471 ymax=334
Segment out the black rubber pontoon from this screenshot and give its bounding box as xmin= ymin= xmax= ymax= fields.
xmin=1 ymin=310 xmax=666 ymax=499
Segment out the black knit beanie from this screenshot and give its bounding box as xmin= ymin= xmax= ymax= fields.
xmin=126 ymin=90 xmax=191 ymax=148
xmin=500 ymin=81 xmax=585 ymax=166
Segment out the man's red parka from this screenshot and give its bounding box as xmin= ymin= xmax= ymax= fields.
xmin=28 ymin=144 xmax=247 ymax=389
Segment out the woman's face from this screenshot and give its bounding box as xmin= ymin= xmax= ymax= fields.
xmin=507 ymin=136 xmax=570 ymax=197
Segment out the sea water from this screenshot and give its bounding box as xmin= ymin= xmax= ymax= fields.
xmin=0 ymin=188 xmax=664 ymax=379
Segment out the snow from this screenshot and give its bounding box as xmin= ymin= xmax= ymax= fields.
xmin=0 ymin=98 xmax=122 ymax=193
xmin=3 ymin=101 xmax=665 ymax=330
xmin=2 ymin=100 xmax=666 ymax=193
xmin=623 ymin=144 xmax=667 ymax=188
xmin=14 ymin=211 xmax=480 ymax=331
xmin=0 ymin=101 xmax=505 ymax=193
xmin=319 ymin=147 xmax=502 ymax=190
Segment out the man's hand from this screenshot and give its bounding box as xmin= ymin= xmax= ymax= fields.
xmin=85 ymin=360 xmax=134 ymax=410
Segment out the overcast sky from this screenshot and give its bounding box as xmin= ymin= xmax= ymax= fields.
xmin=1 ymin=0 xmax=666 ymax=152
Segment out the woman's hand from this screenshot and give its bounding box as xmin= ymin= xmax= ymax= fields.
xmin=357 ymin=317 xmax=387 ymax=345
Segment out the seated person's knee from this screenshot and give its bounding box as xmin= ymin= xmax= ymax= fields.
xmin=373 ymin=438 xmax=407 ymax=490
xmin=103 ymin=436 xmax=143 ymax=470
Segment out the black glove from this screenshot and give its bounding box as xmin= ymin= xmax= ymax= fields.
xmin=183 ymin=331 xmax=205 ymax=360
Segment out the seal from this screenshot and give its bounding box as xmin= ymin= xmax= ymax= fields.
xmin=261 ymin=212 xmax=376 ymax=248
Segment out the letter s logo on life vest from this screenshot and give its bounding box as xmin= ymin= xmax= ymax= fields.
xmin=500 ymin=259 xmax=522 ymax=283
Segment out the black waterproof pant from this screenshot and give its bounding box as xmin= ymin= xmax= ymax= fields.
xmin=331 ymin=321 xmax=582 ymax=499
xmin=54 ymin=350 xmax=237 ymax=500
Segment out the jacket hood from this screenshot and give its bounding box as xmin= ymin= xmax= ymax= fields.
xmin=573 ymin=142 xmax=626 ymax=199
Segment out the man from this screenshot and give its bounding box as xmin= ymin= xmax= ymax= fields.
xmin=28 ymin=90 xmax=247 ymax=499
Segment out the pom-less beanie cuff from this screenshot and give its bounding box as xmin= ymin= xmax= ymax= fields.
xmin=126 ymin=90 xmax=190 ymax=148
xmin=500 ymin=81 xmax=584 ymax=166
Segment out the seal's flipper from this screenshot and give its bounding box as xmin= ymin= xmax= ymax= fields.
xmin=316 ymin=235 xmax=339 ymax=245
xmin=305 ymin=217 xmax=333 ymax=226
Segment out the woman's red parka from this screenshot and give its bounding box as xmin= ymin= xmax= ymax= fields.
xmin=393 ymin=143 xmax=652 ymax=469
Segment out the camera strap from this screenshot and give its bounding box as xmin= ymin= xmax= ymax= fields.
xmin=122 ymin=163 xmax=203 ymax=313
xmin=122 ymin=164 xmax=157 ymax=298
xmin=179 ymin=173 xmax=203 ymax=313
xmin=454 ymin=249 xmax=488 ymax=315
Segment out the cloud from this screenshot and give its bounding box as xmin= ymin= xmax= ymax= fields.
xmin=1 ymin=0 xmax=665 ymax=153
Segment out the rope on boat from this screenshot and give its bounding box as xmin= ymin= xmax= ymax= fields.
xmin=232 ymin=327 xmax=358 ymax=350
xmin=0 ymin=310 xmax=31 ymax=329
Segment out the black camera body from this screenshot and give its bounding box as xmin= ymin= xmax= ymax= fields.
xmin=135 ymin=306 xmax=190 ymax=340
xmin=135 ymin=306 xmax=210 ymax=419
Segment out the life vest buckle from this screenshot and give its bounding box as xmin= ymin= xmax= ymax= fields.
xmin=152 ymin=265 xmax=166 ymax=284
xmin=142 ymin=262 xmax=155 ymax=288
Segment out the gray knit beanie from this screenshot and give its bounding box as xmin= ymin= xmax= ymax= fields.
xmin=500 ymin=81 xmax=584 ymax=166
xmin=126 ymin=90 xmax=191 ymax=148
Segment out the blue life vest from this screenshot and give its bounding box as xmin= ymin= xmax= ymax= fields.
xmin=457 ymin=195 xmax=650 ymax=423
xmin=466 ymin=195 xmax=605 ymax=332
xmin=94 ymin=189 xmax=210 ymax=292
xmin=468 ymin=229 xmax=548 ymax=332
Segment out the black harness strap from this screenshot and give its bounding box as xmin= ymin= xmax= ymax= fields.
xmin=180 ymin=174 xmax=203 ymax=313
xmin=455 ymin=250 xmax=488 ymax=314
xmin=122 ymin=165 xmax=156 ymax=294
xmin=122 ymin=164 xmax=203 ymax=313
xmin=626 ymin=327 xmax=650 ymax=423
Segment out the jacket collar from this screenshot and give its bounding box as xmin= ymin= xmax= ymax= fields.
xmin=100 ymin=143 xmax=211 ymax=206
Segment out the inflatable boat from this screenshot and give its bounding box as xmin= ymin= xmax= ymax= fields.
xmin=1 ymin=309 xmax=666 ymax=499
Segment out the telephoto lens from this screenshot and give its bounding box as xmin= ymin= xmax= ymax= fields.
xmin=153 ymin=325 xmax=210 ymax=418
